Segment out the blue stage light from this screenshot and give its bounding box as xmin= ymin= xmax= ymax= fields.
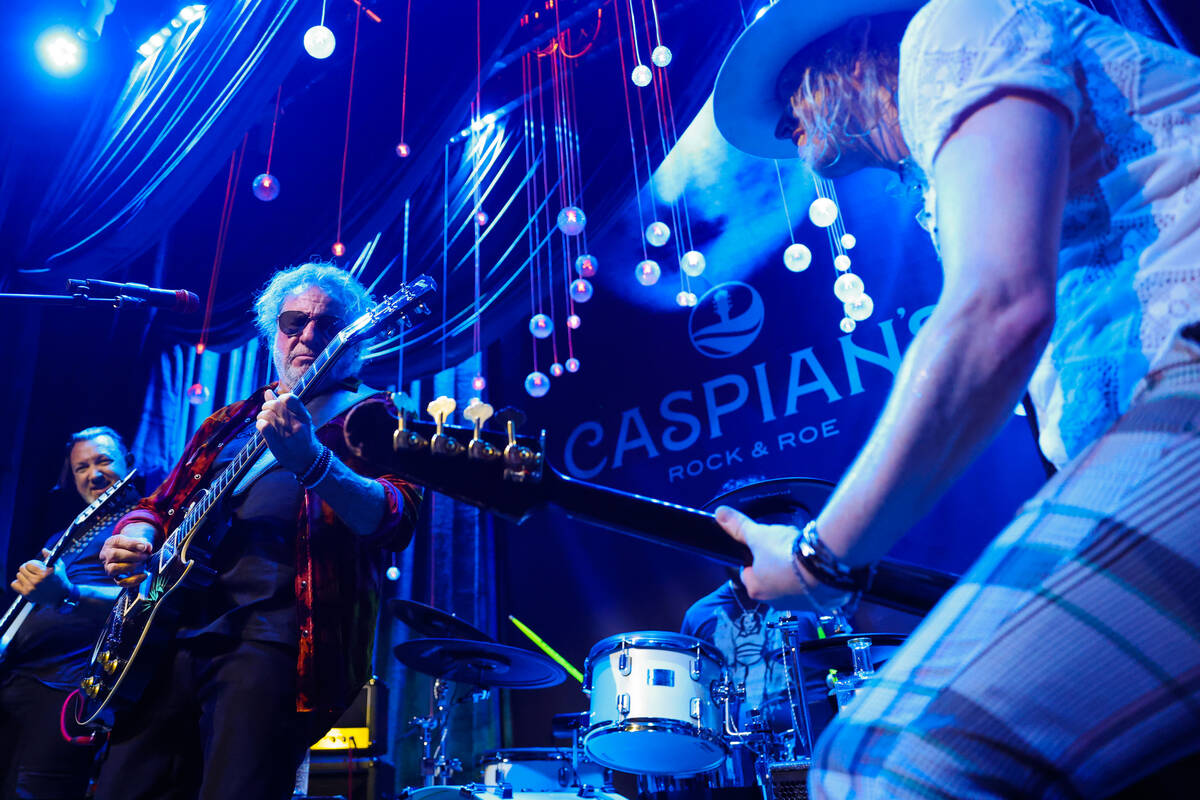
xmin=35 ymin=26 xmax=86 ymax=78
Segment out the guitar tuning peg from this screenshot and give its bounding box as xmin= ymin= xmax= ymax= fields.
xmin=390 ymin=392 xmax=418 ymax=416
xmin=427 ymin=396 xmax=456 ymax=422
xmin=493 ymin=407 xmax=527 ymax=433
xmin=463 ymin=398 xmax=494 ymax=425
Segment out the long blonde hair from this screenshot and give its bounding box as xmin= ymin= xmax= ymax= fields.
xmin=781 ymin=13 xmax=908 ymax=167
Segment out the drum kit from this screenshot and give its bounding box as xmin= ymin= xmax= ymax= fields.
xmin=390 ymin=599 xmax=902 ymax=800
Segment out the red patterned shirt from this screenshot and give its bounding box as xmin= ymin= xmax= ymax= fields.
xmin=114 ymin=385 xmax=421 ymax=723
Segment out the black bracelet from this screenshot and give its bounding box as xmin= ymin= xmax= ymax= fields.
xmin=792 ymin=520 xmax=876 ymax=593
xmin=296 ymin=446 xmax=333 ymax=488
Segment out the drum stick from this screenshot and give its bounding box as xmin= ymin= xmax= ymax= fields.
xmin=508 ymin=615 xmax=584 ymax=683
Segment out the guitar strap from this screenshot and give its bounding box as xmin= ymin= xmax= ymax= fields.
xmin=233 ymin=385 xmax=378 ymax=496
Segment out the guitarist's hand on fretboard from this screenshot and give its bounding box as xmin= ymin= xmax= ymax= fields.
xmin=256 ymin=389 xmax=322 ymax=475
xmin=100 ymin=529 xmax=155 ymax=588
xmin=10 ymin=549 xmax=74 ymax=607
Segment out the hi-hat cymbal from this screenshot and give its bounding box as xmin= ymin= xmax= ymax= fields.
xmin=394 ymin=637 xmax=566 ymax=689
xmin=389 ymin=599 xmax=495 ymax=642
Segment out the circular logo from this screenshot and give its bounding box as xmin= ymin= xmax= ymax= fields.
xmin=688 ymin=282 xmax=765 ymax=359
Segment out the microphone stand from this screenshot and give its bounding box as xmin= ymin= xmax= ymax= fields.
xmin=0 ymin=292 xmax=147 ymax=309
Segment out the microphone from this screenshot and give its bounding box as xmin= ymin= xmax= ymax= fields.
xmin=67 ymin=279 xmax=201 ymax=313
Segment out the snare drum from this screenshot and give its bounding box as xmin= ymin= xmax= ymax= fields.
xmin=479 ymin=747 xmax=609 ymax=791
xmin=583 ymin=631 xmax=727 ymax=775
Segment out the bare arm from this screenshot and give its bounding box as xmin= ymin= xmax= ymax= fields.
xmin=730 ymin=93 xmax=1070 ymax=601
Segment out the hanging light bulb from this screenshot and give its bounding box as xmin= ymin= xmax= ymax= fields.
xmin=303 ymin=25 xmax=335 ymax=59
xmin=631 ymin=64 xmax=652 ymax=86
xmin=575 ymin=254 xmax=598 ymax=278
xmin=331 ymin=241 xmax=346 ymax=257
xmin=570 ymin=279 xmax=594 ymax=303
xmin=834 ymin=254 xmax=852 ymax=272
xmin=635 ymin=260 xmax=661 ymax=286
xmin=783 ymin=243 xmax=812 ymax=272
xmin=567 ymin=314 xmax=581 ymax=329
xmin=650 ymin=45 xmax=673 ymax=68
xmin=386 ymin=565 xmax=401 ymax=581
xmin=841 ymin=233 xmax=857 ymax=250
xmin=833 ymin=273 xmax=865 ymax=303
xmin=395 ymin=142 xmax=411 ymax=158
xmin=557 ymin=206 xmax=586 ymax=236
xmin=840 ymin=317 xmax=857 ymax=333
xmin=524 ymin=371 xmax=550 ymax=397
xmin=645 ymin=221 xmax=671 ymax=247
xmin=186 ymin=382 xmax=210 ymax=406
xmin=565 ymin=357 xmax=580 ymax=373
xmin=549 ymin=362 xmax=564 ymax=377
xmin=680 ymin=250 xmax=706 ymax=277
xmin=675 ymin=291 xmax=698 ymax=307
xmin=472 ymin=374 xmax=487 ymax=391
xmin=528 ymin=313 xmax=554 ymax=339
xmin=808 ymin=197 xmax=839 ymax=228
xmin=252 ymin=173 xmax=280 ymax=202
xmin=475 ymin=209 xmax=489 ymax=227
xmin=845 ymin=294 xmax=875 ymax=321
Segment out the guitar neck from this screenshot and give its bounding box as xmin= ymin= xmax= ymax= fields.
xmin=547 ymin=473 xmax=749 ymax=567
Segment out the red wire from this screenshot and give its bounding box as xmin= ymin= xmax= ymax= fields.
xmin=560 ymin=9 xmax=603 ymax=59
xmin=265 ymin=85 xmax=281 ymax=174
xmin=400 ymin=0 xmax=412 ymax=140
xmin=199 ymin=135 xmax=246 ymax=348
xmin=612 ymin=0 xmax=649 ymax=260
xmin=336 ymin=2 xmax=364 ymax=246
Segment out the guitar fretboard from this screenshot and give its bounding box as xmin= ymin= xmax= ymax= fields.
xmin=159 ymin=337 xmax=344 ymax=564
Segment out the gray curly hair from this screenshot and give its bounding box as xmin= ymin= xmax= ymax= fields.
xmin=254 ymin=263 xmax=374 ymax=376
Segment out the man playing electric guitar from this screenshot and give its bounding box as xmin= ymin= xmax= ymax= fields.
xmin=95 ymin=263 xmax=422 ymax=800
xmin=1 ymin=426 xmax=133 ymax=799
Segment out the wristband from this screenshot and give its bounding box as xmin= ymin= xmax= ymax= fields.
xmin=56 ymin=582 xmax=81 ymax=614
xmin=792 ymin=520 xmax=876 ymax=594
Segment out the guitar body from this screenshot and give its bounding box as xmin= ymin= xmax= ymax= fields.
xmin=75 ymin=514 xmax=219 ymax=728
xmin=74 ymin=276 xmax=436 ymax=729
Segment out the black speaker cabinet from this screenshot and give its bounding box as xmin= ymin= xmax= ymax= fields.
xmin=305 ymin=756 xmax=395 ymax=800
xmin=310 ymin=677 xmax=387 ymax=756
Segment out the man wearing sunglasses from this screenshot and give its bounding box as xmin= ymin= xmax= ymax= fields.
xmin=94 ymin=263 xmax=422 ymax=800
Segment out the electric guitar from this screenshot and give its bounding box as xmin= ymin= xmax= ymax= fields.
xmin=340 ymin=396 xmax=958 ymax=616
xmin=0 ymin=470 xmax=140 ymax=664
xmin=76 ymin=276 xmax=436 ymax=728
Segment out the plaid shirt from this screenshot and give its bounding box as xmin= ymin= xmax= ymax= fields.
xmin=114 ymin=385 xmax=421 ymax=720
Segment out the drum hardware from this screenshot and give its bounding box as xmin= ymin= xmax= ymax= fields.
xmin=831 ymin=637 xmax=876 ymax=712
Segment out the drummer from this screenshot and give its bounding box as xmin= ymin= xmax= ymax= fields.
xmin=683 ymin=478 xmax=851 ymax=782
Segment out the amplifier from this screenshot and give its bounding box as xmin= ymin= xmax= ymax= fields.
xmin=767 ymin=759 xmax=810 ymax=800
xmin=305 ymin=756 xmax=395 ymax=800
xmin=311 ymin=677 xmax=387 ymax=755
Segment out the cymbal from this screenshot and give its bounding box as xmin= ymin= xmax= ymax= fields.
xmin=772 ymin=633 xmax=907 ymax=673
xmin=389 ymin=599 xmax=495 ymax=642
xmin=394 ymin=637 xmax=566 ymax=689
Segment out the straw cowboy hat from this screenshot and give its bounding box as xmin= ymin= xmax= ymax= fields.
xmin=713 ymin=0 xmax=925 ymax=159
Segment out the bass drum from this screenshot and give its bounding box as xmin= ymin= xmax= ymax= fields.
xmin=478 ymin=747 xmax=610 ymax=792
xmin=583 ymin=631 xmax=727 ymax=776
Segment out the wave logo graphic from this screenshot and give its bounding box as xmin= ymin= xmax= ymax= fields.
xmin=688 ymin=282 xmax=765 ymax=359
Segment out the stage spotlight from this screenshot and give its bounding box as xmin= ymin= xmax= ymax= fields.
xmin=36 ymin=26 xmax=86 ymax=78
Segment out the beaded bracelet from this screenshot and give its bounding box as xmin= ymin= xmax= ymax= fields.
xmin=296 ymin=446 xmax=333 ymax=489
xmin=791 ymin=520 xmax=876 ymax=593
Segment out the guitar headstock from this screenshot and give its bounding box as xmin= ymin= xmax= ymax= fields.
xmin=338 ymin=274 xmax=437 ymax=346
xmin=343 ymin=396 xmax=550 ymax=521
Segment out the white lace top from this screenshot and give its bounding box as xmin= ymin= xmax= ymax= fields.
xmin=898 ymin=0 xmax=1200 ymax=466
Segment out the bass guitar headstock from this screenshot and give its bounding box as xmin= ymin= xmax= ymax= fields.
xmin=344 ymin=395 xmax=550 ymax=520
